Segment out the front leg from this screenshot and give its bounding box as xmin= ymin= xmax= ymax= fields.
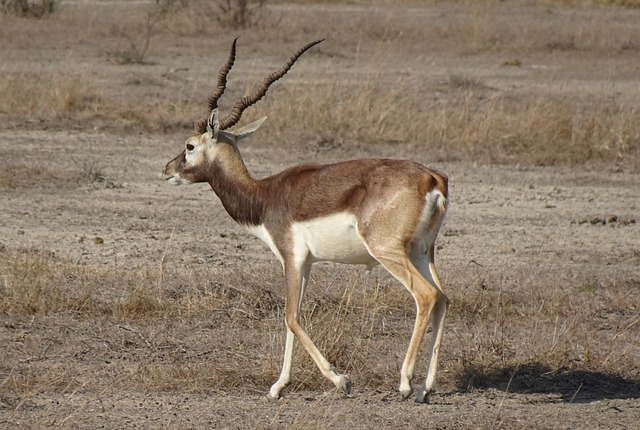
xmin=268 ymin=260 xmax=310 ymax=399
xmin=268 ymin=328 xmax=295 ymax=399
xmin=276 ymin=258 xmax=350 ymax=397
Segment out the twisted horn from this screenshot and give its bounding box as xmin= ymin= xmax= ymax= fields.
xmin=208 ymin=37 xmax=238 ymax=112
xmin=196 ymin=38 xmax=239 ymax=134
xmin=218 ymin=39 xmax=324 ymax=131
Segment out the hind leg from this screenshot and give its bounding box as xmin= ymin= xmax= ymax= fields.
xmin=410 ymin=244 xmax=448 ymax=403
xmin=365 ymin=246 xmax=440 ymax=401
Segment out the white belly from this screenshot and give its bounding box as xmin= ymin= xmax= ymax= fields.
xmin=291 ymin=212 xmax=377 ymax=267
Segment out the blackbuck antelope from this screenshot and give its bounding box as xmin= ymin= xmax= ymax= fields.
xmin=163 ymin=39 xmax=450 ymax=403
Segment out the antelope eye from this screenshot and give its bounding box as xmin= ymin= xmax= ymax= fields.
xmin=186 ymin=143 xmax=195 ymax=151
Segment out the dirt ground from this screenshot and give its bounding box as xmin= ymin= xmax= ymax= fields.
xmin=1 ymin=1 xmax=639 ymax=429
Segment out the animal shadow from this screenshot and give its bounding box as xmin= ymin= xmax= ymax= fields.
xmin=457 ymin=362 xmax=640 ymax=403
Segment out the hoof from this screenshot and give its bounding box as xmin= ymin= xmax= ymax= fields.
xmin=269 ymin=377 xmax=292 ymax=400
xmin=399 ymin=379 xmax=413 ymax=400
xmin=415 ymin=388 xmax=432 ymax=404
xmin=339 ymin=375 xmax=352 ymax=396
xmin=400 ymin=387 xmax=413 ymax=401
xmin=268 ymin=384 xmax=285 ymax=401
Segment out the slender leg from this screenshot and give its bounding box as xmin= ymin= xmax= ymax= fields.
xmin=283 ymin=259 xmax=350 ymax=395
xmin=268 ymin=329 xmax=295 ymax=399
xmin=367 ymin=248 xmax=438 ymax=401
xmin=415 ymin=297 xmax=447 ymax=403
xmin=399 ymin=288 xmax=433 ymax=400
xmin=268 ymin=262 xmax=311 ymax=399
xmin=270 ymin=259 xmax=350 ymax=398
xmin=411 ymin=244 xmax=449 ymax=404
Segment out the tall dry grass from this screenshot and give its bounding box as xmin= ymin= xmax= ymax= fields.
xmin=1 ymin=65 xmax=637 ymax=167
xmin=0 ymin=68 xmax=196 ymax=131
xmin=0 ymin=69 xmax=97 ymax=119
xmin=263 ymin=63 xmax=640 ymax=167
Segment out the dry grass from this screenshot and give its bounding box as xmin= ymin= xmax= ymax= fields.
xmin=0 ymin=68 xmax=196 ymax=132
xmin=1 ymin=249 xmax=638 ymax=402
xmin=2 ymin=66 xmax=637 ymax=167
xmin=263 ymin=67 xmax=640 ymax=166
xmin=0 ymin=69 xmax=97 ymax=118
xmin=2 ymin=65 xmax=636 ymax=168
xmin=450 ymin=271 xmax=640 ymax=393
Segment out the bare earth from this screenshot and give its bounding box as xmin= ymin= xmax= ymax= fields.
xmin=1 ymin=1 xmax=639 ymax=429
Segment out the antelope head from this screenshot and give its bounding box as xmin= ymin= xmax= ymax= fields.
xmin=163 ymin=38 xmax=323 ymax=186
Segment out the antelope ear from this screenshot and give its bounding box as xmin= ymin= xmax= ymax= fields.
xmin=232 ymin=116 xmax=267 ymax=142
xmin=206 ymin=108 xmax=220 ymax=140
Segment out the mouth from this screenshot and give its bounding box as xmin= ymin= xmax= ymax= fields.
xmin=163 ymin=174 xmax=193 ymax=186
xmin=162 ymin=174 xmax=180 ymax=185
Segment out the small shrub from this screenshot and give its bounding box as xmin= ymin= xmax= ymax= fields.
xmin=1 ymin=0 xmax=58 ymax=18
xmin=117 ymin=12 xmax=163 ymax=65
xmin=152 ymin=0 xmax=268 ymax=29
xmin=215 ymin=0 xmax=267 ymax=29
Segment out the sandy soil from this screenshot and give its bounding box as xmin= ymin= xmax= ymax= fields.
xmin=1 ymin=1 xmax=639 ymax=429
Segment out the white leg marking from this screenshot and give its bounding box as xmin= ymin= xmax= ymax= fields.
xmin=269 ymin=328 xmax=295 ymax=399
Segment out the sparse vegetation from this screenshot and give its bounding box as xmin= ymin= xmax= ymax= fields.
xmin=156 ymin=0 xmax=268 ymax=28
xmin=1 ymin=65 xmax=637 ymax=167
xmin=1 ymin=0 xmax=58 ymax=18
xmin=265 ymin=70 xmax=640 ymax=167
xmin=0 ymin=249 xmax=637 ymax=400
xmin=117 ymin=12 xmax=163 ymax=65
xmin=0 ymin=69 xmax=97 ymax=118
xmin=0 ymin=68 xmax=195 ymax=131
xmin=213 ymin=0 xmax=268 ymax=29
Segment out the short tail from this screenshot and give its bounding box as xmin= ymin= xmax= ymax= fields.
xmin=434 ymin=172 xmax=448 ymax=216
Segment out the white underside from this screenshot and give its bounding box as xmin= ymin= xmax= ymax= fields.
xmin=245 ymin=213 xmax=377 ymax=269
xmin=244 ymin=191 xmax=445 ymax=271
xmin=291 ymin=212 xmax=377 ymax=267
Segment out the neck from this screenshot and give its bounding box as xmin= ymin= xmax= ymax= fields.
xmin=208 ymin=144 xmax=265 ymax=226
